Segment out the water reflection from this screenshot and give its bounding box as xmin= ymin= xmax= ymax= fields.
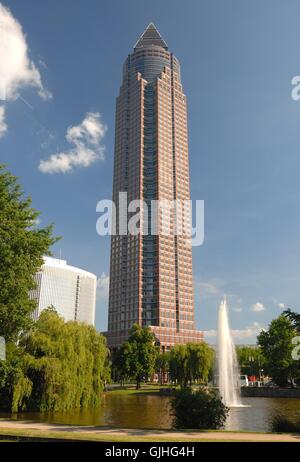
xmin=102 ymin=394 xmax=172 ymax=429
xmin=226 ymin=397 xmax=300 ymax=432
xmin=1 ymin=394 xmax=300 ymax=432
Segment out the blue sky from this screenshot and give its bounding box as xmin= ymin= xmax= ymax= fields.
xmin=1 ymin=0 xmax=300 ymax=343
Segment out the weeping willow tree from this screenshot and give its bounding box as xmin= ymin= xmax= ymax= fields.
xmin=169 ymin=343 xmax=215 ymax=387
xmin=4 ymin=309 xmax=110 ymax=412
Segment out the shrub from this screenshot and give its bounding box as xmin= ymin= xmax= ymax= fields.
xmin=271 ymin=415 xmax=300 ymax=433
xmin=171 ymin=387 xmax=229 ymax=429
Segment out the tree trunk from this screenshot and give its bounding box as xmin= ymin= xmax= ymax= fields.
xmin=160 ymin=369 xmax=164 ymax=386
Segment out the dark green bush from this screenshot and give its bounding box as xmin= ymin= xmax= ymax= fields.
xmin=271 ymin=415 xmax=300 ymax=433
xmin=171 ymin=387 xmax=229 ymax=429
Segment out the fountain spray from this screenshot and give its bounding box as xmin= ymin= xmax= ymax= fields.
xmin=217 ymin=298 xmax=241 ymax=407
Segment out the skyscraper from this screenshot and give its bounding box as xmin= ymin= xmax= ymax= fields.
xmin=107 ymin=24 xmax=203 ymax=350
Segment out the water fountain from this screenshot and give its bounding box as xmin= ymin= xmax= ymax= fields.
xmin=217 ymin=298 xmax=242 ymax=407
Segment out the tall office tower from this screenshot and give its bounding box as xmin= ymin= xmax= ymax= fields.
xmin=107 ymin=24 xmax=203 ymax=350
xmin=30 ymin=257 xmax=96 ymax=325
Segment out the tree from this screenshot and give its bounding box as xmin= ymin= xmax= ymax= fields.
xmin=111 ymin=343 xmax=132 ymax=386
xmin=0 ymin=309 xmax=110 ymax=412
xmin=236 ymin=346 xmax=265 ymax=377
xmin=283 ymin=309 xmax=300 ymax=332
xmin=169 ymin=344 xmax=187 ymax=386
xmin=0 ymin=164 xmax=58 ymax=342
xmin=169 ymin=343 xmax=215 ymax=387
xmin=283 ymin=310 xmax=300 ymax=385
xmin=155 ymin=351 xmax=170 ymax=385
xmin=0 ymin=342 xmax=30 ymax=412
xmin=118 ymin=324 xmax=158 ymax=389
xmin=171 ymin=388 xmax=228 ymax=429
xmin=186 ymin=343 xmax=215 ymax=384
xmin=258 ymin=315 xmax=299 ymax=387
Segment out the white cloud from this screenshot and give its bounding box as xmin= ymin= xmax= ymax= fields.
xmin=232 ymin=307 xmax=243 ymax=313
xmin=0 ymin=3 xmax=51 ymax=101
xmin=38 ymin=112 xmax=107 ymax=174
xmin=198 ymin=281 xmax=221 ymax=297
xmin=97 ymin=272 xmax=109 ymax=300
xmin=195 ymin=278 xmax=239 ymax=303
xmin=278 ymin=303 xmax=285 ymax=309
xmin=251 ymin=302 xmax=265 ymax=312
xmin=231 ymin=322 xmax=264 ymax=340
xmin=203 ymin=322 xmax=264 ymax=341
xmin=0 ymin=106 xmax=7 ymax=137
xmin=0 ymin=3 xmax=51 ymax=136
xmin=203 ymin=329 xmax=217 ymax=338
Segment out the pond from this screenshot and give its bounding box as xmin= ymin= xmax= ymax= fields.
xmin=1 ymin=392 xmax=300 ymax=432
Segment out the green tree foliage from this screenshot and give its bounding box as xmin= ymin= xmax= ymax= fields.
xmin=116 ymin=324 xmax=158 ymax=389
xmin=283 ymin=310 xmax=300 ymax=385
xmin=169 ymin=344 xmax=187 ymax=386
xmin=0 ymin=166 xmax=110 ymax=412
xmin=111 ymin=342 xmax=132 ymax=385
xmin=169 ymin=343 xmax=215 ymax=387
xmin=0 ymin=164 xmax=58 ymax=342
xmin=236 ymin=346 xmax=265 ymax=377
xmin=155 ymin=351 xmax=170 ymax=385
xmin=171 ymin=388 xmax=228 ymax=429
xmin=0 ymin=342 xmax=30 ymax=411
xmin=283 ymin=309 xmax=300 ymax=333
xmin=258 ymin=315 xmax=300 ymax=387
xmin=0 ymin=310 xmax=110 ymax=412
xmin=271 ymin=415 xmax=300 ymax=433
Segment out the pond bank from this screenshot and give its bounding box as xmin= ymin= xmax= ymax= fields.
xmin=0 ymin=420 xmax=299 ymax=442
xmin=241 ymin=387 xmax=300 ymax=398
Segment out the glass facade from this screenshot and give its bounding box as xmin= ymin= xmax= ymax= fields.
xmin=108 ymin=24 xmax=203 ymax=349
xmin=142 ymin=83 xmax=158 ymax=326
xmin=30 ymin=257 xmax=96 ymax=325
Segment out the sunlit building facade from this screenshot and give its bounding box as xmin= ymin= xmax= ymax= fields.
xmin=30 ymin=257 xmax=96 ymax=325
xmin=107 ymin=24 xmax=203 ymax=349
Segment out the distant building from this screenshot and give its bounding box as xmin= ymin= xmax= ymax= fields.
xmin=30 ymin=257 xmax=96 ymax=325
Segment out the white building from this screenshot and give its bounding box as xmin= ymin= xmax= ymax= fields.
xmin=30 ymin=257 xmax=96 ymax=325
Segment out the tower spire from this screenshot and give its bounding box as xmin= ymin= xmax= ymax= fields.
xmin=134 ymin=23 xmax=168 ymax=50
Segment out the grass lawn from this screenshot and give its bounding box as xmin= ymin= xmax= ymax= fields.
xmin=106 ymin=383 xmax=176 ymax=395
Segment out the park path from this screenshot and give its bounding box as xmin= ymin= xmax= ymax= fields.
xmin=0 ymin=420 xmax=300 ymax=442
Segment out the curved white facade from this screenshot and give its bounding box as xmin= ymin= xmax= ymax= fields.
xmin=30 ymin=257 xmax=96 ymax=325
